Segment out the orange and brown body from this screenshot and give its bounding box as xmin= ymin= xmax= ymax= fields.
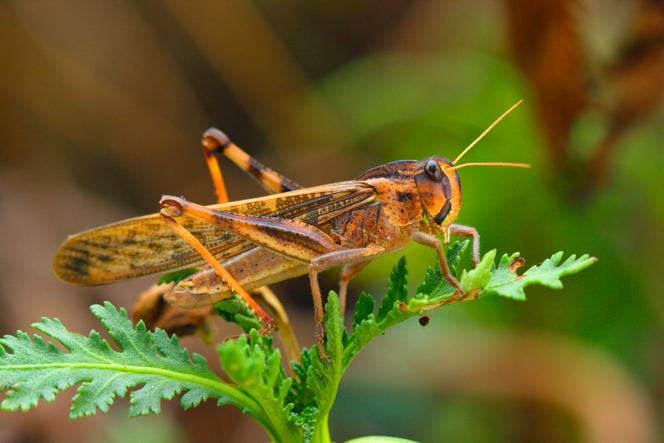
xmin=161 ymin=157 xmax=463 ymax=308
xmin=53 ymin=155 xmax=471 ymax=342
xmin=53 ymin=101 xmax=527 ymax=343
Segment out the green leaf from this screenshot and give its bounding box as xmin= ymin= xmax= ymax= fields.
xmin=483 ymin=252 xmax=597 ymax=300
xmin=215 ymin=296 xmax=262 ymax=333
xmin=0 ymin=302 xmax=256 ymax=419
xmin=218 ymin=330 xmax=303 ymax=442
xmin=377 ymin=256 xmax=408 ymax=321
xmin=352 ymin=292 xmax=375 ymax=332
xmin=302 ymin=249 xmax=596 ymax=441
xmin=306 ymin=293 xmax=345 ymax=442
xmin=0 ymin=247 xmax=596 ymax=443
xmin=446 ymin=239 xmax=470 ymax=273
xmin=415 ymin=241 xmax=469 ymax=299
xmin=345 ymin=437 xmax=419 ymax=443
xmin=157 ymin=268 xmax=199 ymax=285
xmin=459 ymin=249 xmax=496 ymax=293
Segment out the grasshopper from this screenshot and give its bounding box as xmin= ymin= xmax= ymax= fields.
xmin=53 ymin=101 xmax=528 ymax=344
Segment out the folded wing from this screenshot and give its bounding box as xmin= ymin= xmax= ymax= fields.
xmin=53 ymin=182 xmax=377 ymax=284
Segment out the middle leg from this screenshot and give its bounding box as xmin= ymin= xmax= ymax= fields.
xmin=309 ymin=247 xmax=384 ymax=345
xmin=412 ymin=231 xmax=464 ymax=297
xmin=338 ymin=260 xmax=371 ymax=315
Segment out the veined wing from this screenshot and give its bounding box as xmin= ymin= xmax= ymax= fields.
xmin=53 ymin=181 xmax=377 ymax=285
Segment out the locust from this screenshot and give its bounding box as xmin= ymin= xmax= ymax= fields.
xmin=53 ymin=101 xmax=529 ymax=344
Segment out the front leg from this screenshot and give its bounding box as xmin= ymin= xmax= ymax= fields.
xmin=412 ymin=231 xmax=464 ymax=297
xmin=449 ymin=224 xmax=480 ymax=267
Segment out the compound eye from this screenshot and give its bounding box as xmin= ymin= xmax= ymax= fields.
xmin=425 ymin=159 xmax=443 ymax=182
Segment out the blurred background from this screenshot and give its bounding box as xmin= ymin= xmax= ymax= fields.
xmin=1 ymin=0 xmax=663 ymax=442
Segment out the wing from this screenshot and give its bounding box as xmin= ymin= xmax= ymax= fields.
xmin=53 ymin=181 xmax=377 ymax=285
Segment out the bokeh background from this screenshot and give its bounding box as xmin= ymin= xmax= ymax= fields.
xmin=1 ymin=1 xmax=663 ymax=442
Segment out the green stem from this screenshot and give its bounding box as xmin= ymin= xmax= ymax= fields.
xmin=249 ymin=392 xmax=302 ymax=443
xmin=313 ymin=415 xmax=332 ymax=443
xmin=311 ymin=295 xmax=345 ymax=443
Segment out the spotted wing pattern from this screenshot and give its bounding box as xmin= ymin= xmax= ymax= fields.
xmin=53 ymin=182 xmax=376 ymax=284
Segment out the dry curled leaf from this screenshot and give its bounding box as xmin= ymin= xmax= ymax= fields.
xmin=508 ymin=256 xmax=526 ymax=273
xmin=577 ymin=0 xmax=664 ymax=194
xmin=505 ymin=0 xmax=588 ymax=168
xmin=132 ymin=282 xmax=214 ymax=339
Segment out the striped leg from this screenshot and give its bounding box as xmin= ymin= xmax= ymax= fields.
xmin=202 ymin=129 xmax=369 ymax=318
xmin=135 ymin=129 xmax=301 ymax=337
xmin=200 ymin=128 xmax=302 ymax=343
xmin=201 ymin=128 xmax=301 ymax=202
xmin=160 ymin=195 xmax=343 ymax=345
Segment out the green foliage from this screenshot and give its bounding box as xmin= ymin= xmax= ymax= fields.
xmin=345 ymin=438 xmax=418 ymax=443
xmin=157 ymin=268 xmax=200 ymax=285
xmin=291 ymin=245 xmax=595 ymax=441
xmin=0 ymin=246 xmax=595 ymax=442
xmin=0 ymin=303 xmax=247 ymax=417
xmin=215 ymin=296 xmax=263 ymax=333
xmin=218 ymin=331 xmax=303 ymax=441
xmin=483 ymin=252 xmax=595 ymax=301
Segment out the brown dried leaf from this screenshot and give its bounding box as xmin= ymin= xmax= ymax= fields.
xmin=582 ymin=0 xmax=664 ymax=193
xmin=608 ymin=0 xmax=664 ymax=130
xmin=505 ymin=0 xmax=588 ymax=168
xmin=132 ymin=282 xmax=214 ymax=338
xmin=508 ymin=256 xmax=526 ymax=273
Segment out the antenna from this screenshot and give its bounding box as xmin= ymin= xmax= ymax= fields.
xmin=452 ymin=99 xmax=524 ymax=165
xmin=450 ymin=162 xmax=531 ymax=171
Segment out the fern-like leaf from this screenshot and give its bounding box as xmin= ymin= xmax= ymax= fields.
xmin=296 ymin=247 xmax=597 ymax=441
xmin=0 ymin=302 xmax=257 ymax=419
xmin=218 ymin=330 xmax=304 ymax=441
xmin=0 ymin=247 xmax=596 ymax=443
